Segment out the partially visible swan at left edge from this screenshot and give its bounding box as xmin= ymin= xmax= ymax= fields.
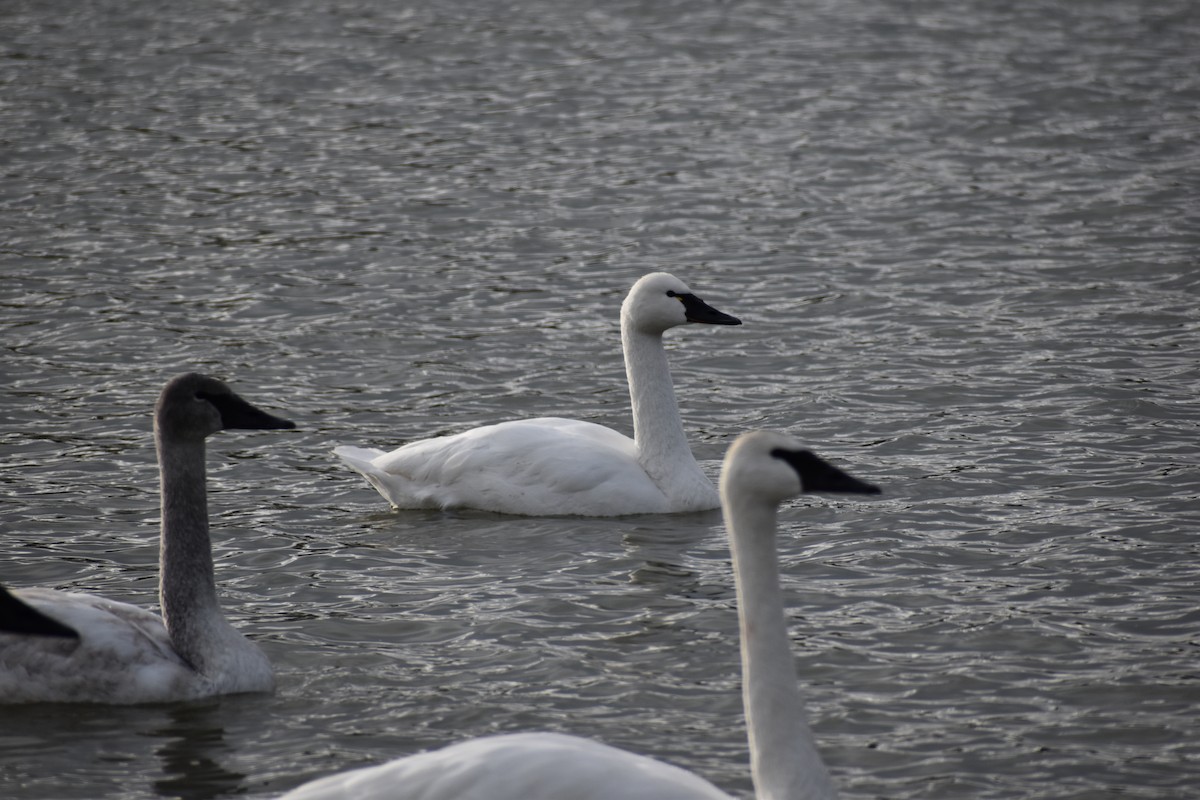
xmin=0 ymin=373 xmax=295 ymax=704
xmin=334 ymin=272 xmax=742 ymax=516
xmin=280 ymin=430 xmax=879 ymax=799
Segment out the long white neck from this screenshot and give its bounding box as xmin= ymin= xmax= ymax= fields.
xmin=621 ymin=324 xmax=702 ymax=489
xmin=156 ymin=433 xmax=226 ymax=674
xmin=725 ymin=495 xmax=838 ymax=800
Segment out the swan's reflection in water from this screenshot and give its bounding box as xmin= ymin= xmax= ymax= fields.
xmin=621 ymin=515 xmax=721 ymax=593
xmin=151 ymin=702 xmax=246 ymax=800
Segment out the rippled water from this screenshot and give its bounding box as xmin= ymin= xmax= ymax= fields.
xmin=2 ymin=0 xmax=1198 ymax=797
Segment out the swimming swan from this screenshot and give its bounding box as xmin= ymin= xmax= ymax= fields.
xmin=333 ymin=272 xmax=741 ymax=516
xmin=281 ymin=430 xmax=879 ymax=799
xmin=0 ymin=373 xmax=295 ymax=704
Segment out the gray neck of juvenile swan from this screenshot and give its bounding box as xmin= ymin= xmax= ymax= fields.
xmin=621 ymin=323 xmax=697 ymax=489
xmin=726 ymin=495 xmax=838 ymax=800
xmin=157 ymin=431 xmax=223 ymax=675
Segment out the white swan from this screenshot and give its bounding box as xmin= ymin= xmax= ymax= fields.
xmin=333 ymin=272 xmax=741 ymax=516
xmin=0 ymin=373 xmax=295 ymax=704
xmin=281 ymin=430 xmax=879 ymax=800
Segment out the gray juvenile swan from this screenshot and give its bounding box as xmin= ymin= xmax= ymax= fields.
xmin=0 ymin=373 xmax=295 ymax=704
xmin=279 ymin=431 xmax=879 ymax=800
xmin=333 ymin=272 xmax=741 ymax=516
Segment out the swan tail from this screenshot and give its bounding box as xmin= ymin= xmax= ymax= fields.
xmin=332 ymin=445 xmax=386 ymax=471
xmin=332 ymin=446 xmax=445 ymax=510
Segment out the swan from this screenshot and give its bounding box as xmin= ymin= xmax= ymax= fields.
xmin=0 ymin=373 xmax=296 ymax=704
xmin=333 ymin=272 xmax=741 ymax=516
xmin=281 ymin=430 xmax=879 ymax=800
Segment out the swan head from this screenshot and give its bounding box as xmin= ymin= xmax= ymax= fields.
xmin=622 ymin=272 xmax=742 ymax=335
xmin=720 ymin=430 xmax=880 ymax=505
xmin=155 ymin=373 xmax=296 ymax=442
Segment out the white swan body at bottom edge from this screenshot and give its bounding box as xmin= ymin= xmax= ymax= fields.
xmin=333 ymin=417 xmax=720 ymax=516
xmin=0 ymin=588 xmax=274 ymax=704
xmin=278 ymin=731 xmax=733 ymax=800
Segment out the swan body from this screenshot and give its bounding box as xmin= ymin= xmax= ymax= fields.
xmin=280 ymin=732 xmax=733 ymax=800
xmin=334 ymin=272 xmax=741 ymax=516
xmin=334 ymin=417 xmax=673 ymax=516
xmin=0 ymin=373 xmax=295 ymax=705
xmin=284 ymin=431 xmax=879 ymax=799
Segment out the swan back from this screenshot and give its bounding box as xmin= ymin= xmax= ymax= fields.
xmin=279 ymin=732 xmax=733 ymax=800
xmin=0 ymin=584 xmax=79 ymax=639
xmin=0 ymin=587 xmax=196 ymax=703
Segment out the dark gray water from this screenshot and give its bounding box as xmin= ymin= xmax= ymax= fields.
xmin=2 ymin=0 xmax=1198 ymax=797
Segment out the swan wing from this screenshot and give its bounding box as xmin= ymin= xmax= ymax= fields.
xmin=280 ymin=732 xmax=733 ymax=800
xmin=0 ymin=588 xmax=202 ymax=704
xmin=335 ymin=419 xmax=670 ymax=516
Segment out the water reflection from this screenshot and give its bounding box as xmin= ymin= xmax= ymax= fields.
xmin=151 ymin=702 xmax=246 ymax=800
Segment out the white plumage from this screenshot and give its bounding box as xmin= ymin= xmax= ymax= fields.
xmin=283 ymin=431 xmax=880 ymax=800
xmin=280 ymin=733 xmax=732 ymax=800
xmin=0 ymin=373 xmax=295 ymax=704
xmin=333 ymin=272 xmax=741 ymax=516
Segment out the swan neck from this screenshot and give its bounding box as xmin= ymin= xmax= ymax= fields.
xmin=156 ymin=432 xmax=222 ymax=673
xmin=726 ymin=495 xmax=838 ymax=800
xmin=621 ymin=326 xmax=691 ymax=467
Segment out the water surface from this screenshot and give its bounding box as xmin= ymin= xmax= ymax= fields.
xmin=2 ymin=0 xmax=1198 ymax=797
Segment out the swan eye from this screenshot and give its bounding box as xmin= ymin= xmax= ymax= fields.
xmin=666 ymin=290 xmax=682 ymax=301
